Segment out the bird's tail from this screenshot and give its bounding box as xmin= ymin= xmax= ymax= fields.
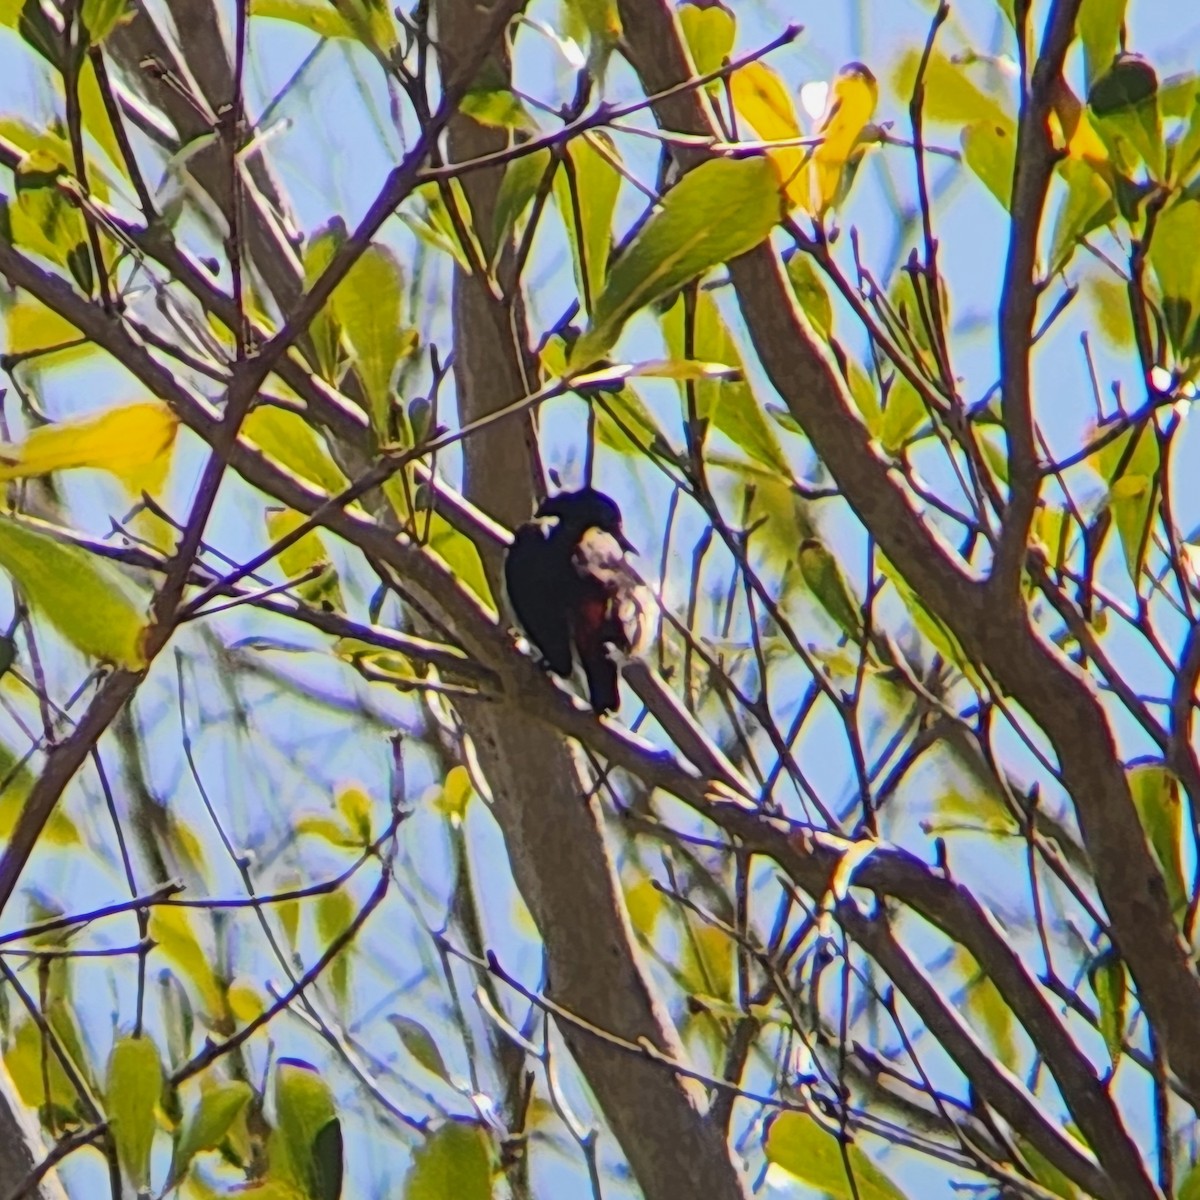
xmin=580 ymin=647 xmax=620 ymax=714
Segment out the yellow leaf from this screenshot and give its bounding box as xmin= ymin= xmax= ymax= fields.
xmin=5 ymin=296 xmax=93 ymax=364
xmin=1048 ymin=78 xmax=1110 ymax=171
xmin=730 ymin=61 xmax=808 ymax=210
xmin=0 ymin=402 xmax=178 ymax=495
xmin=808 ymin=62 xmax=878 ymax=218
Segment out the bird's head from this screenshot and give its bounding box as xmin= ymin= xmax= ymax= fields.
xmin=535 ymin=487 xmax=636 ymax=552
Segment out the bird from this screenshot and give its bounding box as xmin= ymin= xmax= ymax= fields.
xmin=504 ymin=488 xmax=652 ymax=714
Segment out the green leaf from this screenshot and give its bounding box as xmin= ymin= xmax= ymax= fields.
xmin=964 ymin=967 xmax=1016 ymax=1069
xmin=1088 ymin=948 xmax=1127 ymax=1068
xmin=678 ymin=3 xmax=735 ymax=81
xmin=798 ymin=538 xmax=861 ymax=639
xmin=303 ymin=220 xmax=348 ymax=384
xmin=264 ymin=507 xmax=344 ymax=610
xmin=13 ymin=151 xmax=90 ymax=280
xmin=330 ymin=245 xmax=416 ymax=438
xmin=1128 ymin=762 xmax=1187 ymax=922
xmin=461 ymin=87 xmax=530 ymax=131
xmin=149 ymin=907 xmax=224 ymax=1016
xmin=80 ymin=0 xmax=129 ymax=42
xmin=766 ymin=1112 xmax=906 ymax=1199
xmin=171 ymin=1081 xmax=253 ymax=1183
xmin=0 ymin=740 xmax=79 ymax=846
xmin=250 ymin=0 xmax=356 ymax=38
xmin=660 ymin=291 xmax=789 ymax=473
xmin=961 ymin=117 xmax=1016 ymax=210
xmin=400 ymin=180 xmax=484 ymax=275
xmin=1049 ymin=157 xmax=1115 ymax=273
xmin=243 ymin=405 xmax=350 ymax=496
xmin=1017 ymin=1137 xmax=1082 ymax=1199
xmin=106 ymin=1035 xmax=165 ymax=1193
xmin=1180 ymin=1160 xmax=1200 ymax=1200
xmin=893 ymin=48 xmax=1012 ymax=132
xmin=316 ymin=889 xmax=354 ymax=1007
xmin=1078 ymin=0 xmax=1126 ymax=88
xmin=1148 ymin=199 xmax=1200 ymax=363
xmin=426 ymin=510 xmax=494 ymax=610
xmin=388 ymin=1015 xmax=451 ymax=1082
xmin=1090 ymin=55 xmax=1164 ymax=178
xmin=785 ymin=252 xmax=834 ymax=339
xmin=272 ymin=1059 xmax=342 ymax=1200
xmin=1085 ymin=273 xmax=1135 ymax=350
xmin=554 ymin=132 xmax=621 ymax=310
xmin=404 ymin=1120 xmax=494 ymax=1200
xmin=1094 ymin=420 xmax=1158 ymax=585
xmin=0 ymin=517 xmax=147 ymax=668
xmin=492 ymin=148 xmax=555 ymax=252
xmin=880 ymin=553 xmax=982 ymax=687
xmin=569 ymin=156 xmax=782 ymax=369
xmin=878 ymin=377 xmax=926 ymax=455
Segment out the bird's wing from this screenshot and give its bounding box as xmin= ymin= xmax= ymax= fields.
xmin=505 ymin=522 xmax=574 ymax=675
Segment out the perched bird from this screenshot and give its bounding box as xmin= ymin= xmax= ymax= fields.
xmin=505 ymin=488 xmax=652 ymax=714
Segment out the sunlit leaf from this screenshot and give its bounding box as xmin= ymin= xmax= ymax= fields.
xmin=807 ymin=63 xmax=878 ymax=218
xmin=303 ymin=220 xmax=348 ymax=384
xmin=4 ymin=295 xmax=93 ymax=365
xmin=150 ymin=907 xmax=224 ymax=1016
xmin=1079 ymin=0 xmax=1127 ymax=88
xmin=554 ymin=132 xmax=621 ymax=310
xmin=961 ymin=119 xmax=1016 ymax=208
xmin=1049 ymin=157 xmax=1115 ymax=274
xmin=492 ymin=147 xmax=555 ymax=253
xmin=0 ymin=401 xmax=178 ymax=494
xmin=272 ymin=1059 xmax=342 ymax=1200
xmin=0 ymin=741 xmax=80 ymax=846
xmin=1148 ymin=199 xmax=1200 ymax=363
xmin=171 ymin=1081 xmax=253 ymax=1184
xmin=106 ymin=1035 xmax=164 ymax=1193
xmin=894 ymin=48 xmax=1013 ymax=133
xmin=249 ymin=0 xmax=356 ymax=36
xmin=4 ymin=1016 xmax=85 ymax=1120
xmin=570 ymin=157 xmax=783 ymax=369
xmin=461 ymin=87 xmax=530 ymax=131
xmin=660 ymin=291 xmax=789 ymax=473
xmin=330 ymin=244 xmax=416 ymax=437
xmin=0 ymin=517 xmax=148 ymax=668
xmin=264 ymin=507 xmax=344 ymax=610
xmin=243 ymin=405 xmax=350 ymax=496
xmin=785 ymin=252 xmax=833 ymax=339
xmin=316 ymin=889 xmax=354 ymax=1007
xmin=13 ymin=151 xmax=90 ymax=284
xmin=1093 ymin=420 xmax=1158 ymax=584
xmin=80 ymin=0 xmax=129 ymax=42
xmin=435 ymin=764 xmax=475 ymax=822
xmin=678 ymin=3 xmax=735 ymax=80
xmin=1090 ymin=54 xmax=1164 ymax=179
xmin=766 ymin=1112 xmax=906 ymax=1199
xmin=730 ymin=61 xmax=807 ymax=209
xmin=404 ymin=1120 xmax=494 ymax=1200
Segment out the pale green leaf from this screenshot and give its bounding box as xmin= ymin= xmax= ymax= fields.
xmin=0 ymin=517 xmax=148 ymax=668
xmin=172 ymin=1081 xmax=253 ymax=1182
xmin=570 ymin=156 xmax=782 ymax=369
xmin=404 ymin=1120 xmax=494 ymax=1200
xmin=106 ymin=1035 xmax=164 ymax=1192
xmin=766 ymin=1112 xmax=906 ymax=1199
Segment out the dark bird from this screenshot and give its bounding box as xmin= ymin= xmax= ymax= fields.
xmin=505 ymin=488 xmax=652 ymax=714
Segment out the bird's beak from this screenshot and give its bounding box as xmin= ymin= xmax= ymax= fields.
xmin=616 ymin=530 xmax=637 ymax=554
